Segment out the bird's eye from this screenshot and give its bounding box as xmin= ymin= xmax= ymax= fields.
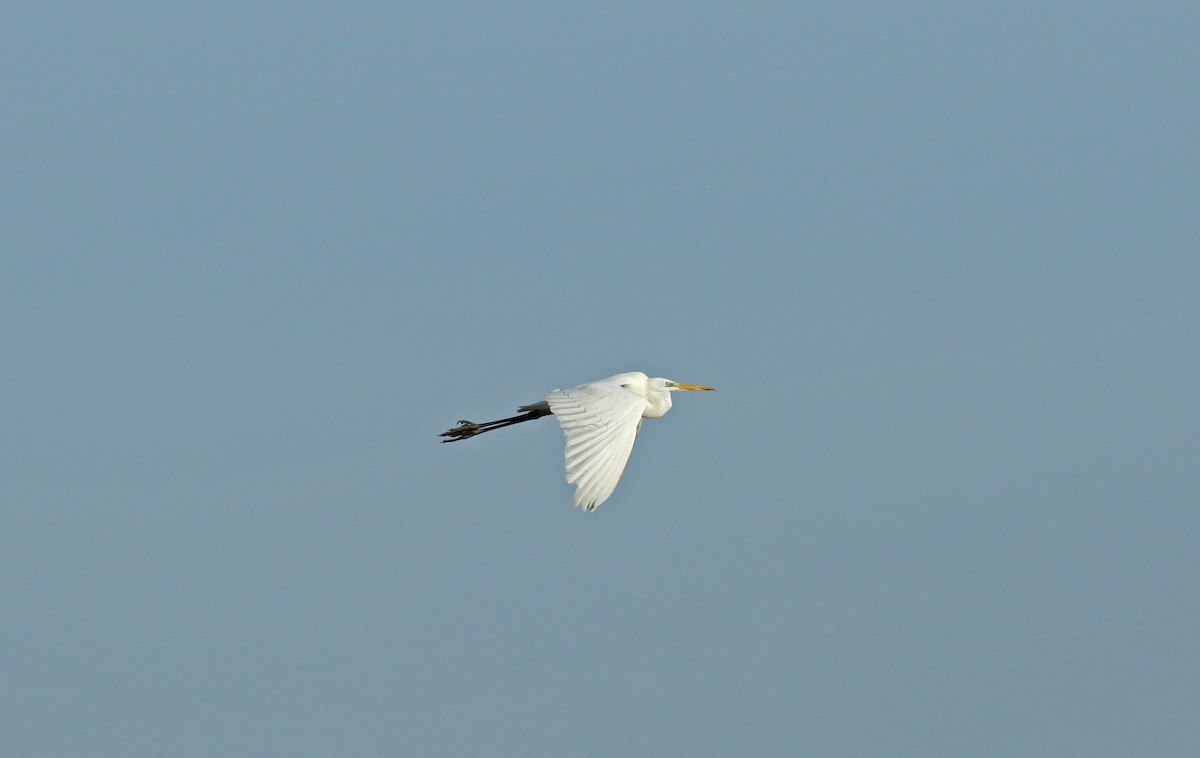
xmin=620 ymin=383 xmax=630 ymax=389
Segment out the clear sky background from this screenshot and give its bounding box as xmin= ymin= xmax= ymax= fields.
xmin=3 ymin=2 xmax=1197 ymax=756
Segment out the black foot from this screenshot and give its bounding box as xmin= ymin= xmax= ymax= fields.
xmin=439 ymin=420 xmax=482 ymax=442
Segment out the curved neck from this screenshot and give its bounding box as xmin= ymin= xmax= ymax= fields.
xmin=642 ymin=388 xmax=673 ymax=418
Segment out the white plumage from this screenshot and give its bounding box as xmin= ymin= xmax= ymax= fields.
xmin=545 ymin=374 xmax=650 ymax=510
xmin=440 ymin=371 xmax=713 ymax=511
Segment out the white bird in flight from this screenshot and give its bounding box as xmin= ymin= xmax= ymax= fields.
xmin=440 ymin=371 xmax=714 ymax=511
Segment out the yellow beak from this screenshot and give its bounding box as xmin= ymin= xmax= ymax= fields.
xmin=673 ymin=382 xmax=714 ymax=391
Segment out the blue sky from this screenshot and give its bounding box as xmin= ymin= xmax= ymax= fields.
xmin=3 ymin=2 xmax=1198 ymax=755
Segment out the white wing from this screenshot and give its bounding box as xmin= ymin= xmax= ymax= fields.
xmin=545 ymin=379 xmax=647 ymax=511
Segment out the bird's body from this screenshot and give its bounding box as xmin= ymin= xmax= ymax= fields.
xmin=440 ymin=372 xmax=713 ymax=511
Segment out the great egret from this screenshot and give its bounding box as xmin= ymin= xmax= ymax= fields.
xmin=440 ymin=371 xmax=714 ymax=511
